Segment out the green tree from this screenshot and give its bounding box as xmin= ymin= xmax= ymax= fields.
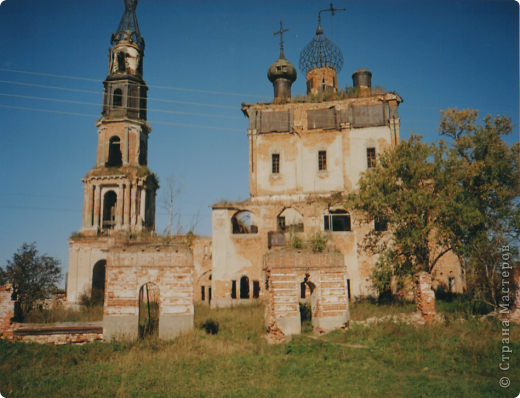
xmin=439 ymin=108 xmax=519 ymax=307
xmin=347 ymin=108 xmax=519 ymax=307
xmin=347 ymin=134 xmax=469 ymax=291
xmin=0 ymin=243 xmax=62 ymax=321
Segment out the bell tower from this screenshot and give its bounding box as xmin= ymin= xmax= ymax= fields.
xmin=80 ymin=0 xmax=158 ymax=236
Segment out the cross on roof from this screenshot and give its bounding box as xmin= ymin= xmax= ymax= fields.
xmin=319 ymin=3 xmax=346 ymax=18
xmin=274 ymin=20 xmax=289 ymax=52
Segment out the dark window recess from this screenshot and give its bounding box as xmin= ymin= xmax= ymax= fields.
xmin=324 ymin=210 xmax=351 ymax=232
xmin=117 ymin=52 xmax=125 ymax=72
xmin=318 ymin=151 xmax=327 ymax=171
xmin=367 ymin=148 xmax=376 ymax=168
xmin=374 ymin=216 xmax=388 ymax=232
xmin=92 ymin=260 xmax=106 ymax=305
xmin=277 ymin=216 xmax=286 ymax=231
xmin=307 ymin=79 xmax=313 ymax=92
xmin=240 ymin=276 xmax=250 ymax=299
xmin=208 ymin=287 xmax=212 ymax=303
xmin=201 ymin=286 xmax=205 ymax=301
xmin=300 ymin=282 xmax=306 ymax=299
xmin=347 ymin=279 xmax=351 ymax=300
xmin=102 ymin=191 xmax=117 ymax=229
xmin=231 ymin=281 xmax=237 ymax=299
xmin=253 ymin=281 xmax=260 ymax=299
xmin=113 ymin=89 xmax=123 ymax=108
xmin=272 ymin=153 xmax=280 ymax=174
xmin=139 ymin=140 xmax=147 ymax=165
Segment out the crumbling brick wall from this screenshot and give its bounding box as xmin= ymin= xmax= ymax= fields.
xmin=263 ymin=249 xmax=349 ymax=341
xmin=0 ymin=284 xmax=15 ymax=340
xmin=104 ymin=242 xmax=195 ymax=341
xmin=414 ymin=272 xmax=436 ymax=321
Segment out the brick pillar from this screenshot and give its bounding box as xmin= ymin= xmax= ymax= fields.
xmin=414 ymin=271 xmax=436 ymax=321
xmin=131 ymin=183 xmax=138 ymax=227
xmin=0 ymin=284 xmax=15 ymax=340
xmin=82 ymin=184 xmax=90 ymax=227
xmin=123 ymin=127 xmax=129 ymax=166
xmin=123 ymin=182 xmax=131 ymax=227
xmin=93 ymin=185 xmax=101 ymax=229
xmin=116 ymin=184 xmax=124 ymax=227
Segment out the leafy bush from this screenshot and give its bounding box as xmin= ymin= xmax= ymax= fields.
xmin=310 ymin=232 xmax=328 ymax=253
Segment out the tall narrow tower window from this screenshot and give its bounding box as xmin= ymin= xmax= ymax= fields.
xmin=139 ymin=139 xmax=147 ymax=165
xmin=367 ymin=148 xmax=376 ymax=168
xmin=107 ymin=136 xmax=122 ymax=167
xmin=318 ymin=151 xmax=327 ymax=171
xmin=102 ymin=191 xmax=118 ymax=229
xmin=113 ymin=89 xmax=123 ymax=108
xmin=117 ymin=52 xmax=126 ymax=72
xmin=272 ymin=153 xmax=280 ymax=174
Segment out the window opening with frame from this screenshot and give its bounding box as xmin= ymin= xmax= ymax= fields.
xmin=272 ymin=153 xmax=280 ymax=174
xmin=318 ymin=151 xmax=327 ymax=171
xmin=367 ymin=148 xmax=376 ymax=169
xmin=324 ymin=209 xmax=351 ymax=232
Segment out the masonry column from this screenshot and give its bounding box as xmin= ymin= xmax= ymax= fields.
xmin=123 ymin=182 xmax=131 ymax=227
xmin=140 ymin=187 xmax=147 ymax=225
xmin=131 ymin=182 xmax=138 ymax=228
xmin=123 ymin=126 xmax=129 ymax=166
xmin=93 ymin=184 xmax=101 ymax=229
xmin=116 ymin=183 xmax=124 ymax=228
xmin=84 ymin=184 xmax=94 ymax=227
xmin=82 ymin=184 xmax=91 ymax=227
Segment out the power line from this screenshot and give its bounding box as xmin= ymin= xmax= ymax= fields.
xmin=0 ymin=93 xmax=243 ymax=120
xmin=0 ymin=68 xmax=265 ymax=99
xmin=0 ymin=105 xmax=245 ymax=132
xmin=0 ymin=80 xmax=240 ymax=110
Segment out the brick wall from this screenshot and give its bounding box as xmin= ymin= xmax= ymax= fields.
xmin=0 ymin=284 xmax=15 ymax=340
xmin=264 ymin=250 xmax=349 ymax=340
xmin=413 ymin=272 xmax=436 ymax=321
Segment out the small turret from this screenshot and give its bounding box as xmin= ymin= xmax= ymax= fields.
xmin=268 ymin=21 xmax=297 ymax=101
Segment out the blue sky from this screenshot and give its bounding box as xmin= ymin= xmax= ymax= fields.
xmin=0 ymin=0 xmax=518 ymax=285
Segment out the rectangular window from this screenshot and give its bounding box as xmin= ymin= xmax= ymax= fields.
xmin=318 ymin=151 xmax=327 ymax=171
xmin=277 ymin=216 xmax=286 ymax=231
xmin=374 ymin=216 xmax=388 ymax=232
xmin=201 ymin=286 xmax=205 ymax=301
xmin=367 ymin=148 xmax=376 ymax=168
xmin=253 ymin=281 xmax=260 ymax=298
xmin=272 ymin=153 xmax=280 ymax=174
xmin=324 ymin=211 xmax=351 ymax=232
xmin=231 ymin=280 xmax=237 ymax=299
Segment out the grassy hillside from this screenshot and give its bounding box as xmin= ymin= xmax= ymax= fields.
xmin=1 ymin=301 xmax=518 ymax=398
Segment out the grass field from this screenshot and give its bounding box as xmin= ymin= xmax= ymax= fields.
xmin=1 ymin=301 xmax=519 ymax=398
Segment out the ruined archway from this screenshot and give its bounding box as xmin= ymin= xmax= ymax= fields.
xmin=299 ymin=274 xmax=316 ymax=333
xmin=102 ymin=191 xmax=117 ymax=229
xmin=138 ymin=282 xmax=160 ymax=339
xmin=277 ymin=208 xmax=304 ymax=232
xmin=231 ymin=211 xmax=257 ymax=234
xmin=91 ymin=260 xmax=106 ymax=306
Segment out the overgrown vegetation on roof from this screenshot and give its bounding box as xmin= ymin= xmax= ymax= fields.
xmin=291 ymin=84 xmax=391 ymax=103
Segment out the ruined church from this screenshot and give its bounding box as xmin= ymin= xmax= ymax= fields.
xmin=65 ymin=1 xmax=463 ymax=340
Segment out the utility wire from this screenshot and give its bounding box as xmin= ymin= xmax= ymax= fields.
xmin=0 ymin=68 xmax=266 ymax=99
xmin=0 ymin=80 xmax=240 ymax=110
xmin=0 ymin=93 xmax=243 ymax=120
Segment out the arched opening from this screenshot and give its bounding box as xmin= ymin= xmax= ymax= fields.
xmin=102 ymin=191 xmax=117 ymax=229
xmin=91 ymin=260 xmax=106 ymax=306
xmin=139 ymin=139 xmax=147 ymax=165
xmin=277 ymin=208 xmax=304 ymax=233
xmin=138 ymin=283 xmax=160 ymax=339
xmin=113 ymin=88 xmax=123 ymax=107
xmin=324 ymin=209 xmax=351 ymax=232
xmin=107 ymin=136 xmax=122 ymax=167
xmin=299 ymin=274 xmax=316 ymax=333
xmin=240 ymin=276 xmax=250 ymax=299
xmin=232 ymin=211 xmax=257 ymax=234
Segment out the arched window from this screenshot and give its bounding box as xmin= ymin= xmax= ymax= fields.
xmin=277 ymin=208 xmax=304 ymax=232
xmin=107 ymin=136 xmax=122 ymax=167
xmin=240 ymin=276 xmax=250 ymax=299
xmin=91 ymin=260 xmax=106 ymax=305
xmin=324 ymin=209 xmax=351 ymax=232
xmin=139 ymin=283 xmax=160 ymax=338
xmin=113 ymin=89 xmax=123 ymax=108
xmin=231 ymin=211 xmax=257 ymax=234
xmin=102 ymin=191 xmax=117 ymax=229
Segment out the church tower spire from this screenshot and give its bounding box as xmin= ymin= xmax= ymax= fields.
xmin=79 ymin=0 xmax=157 ymax=236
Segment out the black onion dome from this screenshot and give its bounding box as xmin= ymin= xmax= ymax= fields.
xmin=299 ymin=22 xmax=343 ymax=76
xmin=268 ymin=50 xmax=297 ymax=83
